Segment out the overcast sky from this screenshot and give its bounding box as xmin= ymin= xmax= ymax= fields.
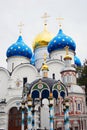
xmin=0 ymin=0 xmax=87 ymax=68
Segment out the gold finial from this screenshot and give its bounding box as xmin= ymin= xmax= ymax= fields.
xmin=18 ymin=22 xmax=24 ymax=35
xmin=64 ymin=46 xmax=72 ymax=60
xmin=42 ymin=53 xmax=49 ymax=71
xmin=41 ymin=12 xmax=50 ymax=30
xmin=44 ymin=53 xmax=47 ymax=63
xmin=56 ymin=17 xmax=64 ymax=29
xmin=27 ymin=94 xmax=32 ymax=101
xmin=65 ymin=46 xmax=69 ymax=55
xmin=50 ymin=92 xmax=53 ymax=98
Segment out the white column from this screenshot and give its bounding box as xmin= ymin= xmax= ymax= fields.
xmin=27 ymin=107 xmax=32 ymax=130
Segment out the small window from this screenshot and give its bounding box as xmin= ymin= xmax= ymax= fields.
xmin=52 ymin=73 xmax=55 ymax=79
xmin=12 ymin=63 xmax=14 ymax=71
xmin=77 ymin=104 xmax=81 ymax=110
xmin=60 ymin=56 xmax=62 ymax=61
xmin=23 ymin=77 xmax=27 ymax=87
xmin=69 ymin=103 xmax=72 ymax=112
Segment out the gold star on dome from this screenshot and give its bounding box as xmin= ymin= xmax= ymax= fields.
xmin=18 ymin=22 xmax=24 ymax=35
xmin=56 ymin=17 xmax=64 ymax=29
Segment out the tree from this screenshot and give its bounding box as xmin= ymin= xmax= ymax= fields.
xmin=77 ymin=59 xmax=87 ymax=105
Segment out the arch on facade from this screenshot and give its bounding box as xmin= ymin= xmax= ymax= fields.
xmin=12 ymin=63 xmax=38 ymax=76
xmin=0 ymin=67 xmax=10 ymax=76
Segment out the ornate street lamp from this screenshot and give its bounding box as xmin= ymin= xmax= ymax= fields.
xmin=27 ymin=94 xmax=32 ymax=130
xmin=32 ymin=105 xmax=35 ymax=130
xmin=63 ymin=97 xmax=70 ymax=130
xmin=21 ymin=101 xmax=25 ymax=130
xmin=49 ymin=92 xmax=54 ymax=130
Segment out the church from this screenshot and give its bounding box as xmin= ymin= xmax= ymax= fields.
xmin=0 ymin=14 xmax=87 ymax=130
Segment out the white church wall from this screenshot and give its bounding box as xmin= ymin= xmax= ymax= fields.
xmin=0 ymin=68 xmax=10 ymax=99
xmin=50 ymin=50 xmax=74 ymax=64
xmin=0 ymin=104 xmax=7 ymax=130
xmin=34 ymin=46 xmax=49 ymax=69
xmin=11 ymin=64 xmax=38 ymax=88
xmin=47 ymin=60 xmax=64 ymax=80
xmin=6 ymin=56 xmax=30 ymax=72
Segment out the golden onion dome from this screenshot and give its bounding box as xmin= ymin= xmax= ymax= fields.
xmin=32 ymin=24 xmax=54 ymax=50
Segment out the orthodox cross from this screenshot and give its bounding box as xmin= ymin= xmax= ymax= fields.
xmin=41 ymin=12 xmax=50 ymax=28
xmin=18 ymin=22 xmax=24 ymax=35
xmin=56 ymin=17 xmax=64 ymax=28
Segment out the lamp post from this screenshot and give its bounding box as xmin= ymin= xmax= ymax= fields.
xmin=32 ymin=101 xmax=35 ymax=130
xmin=21 ymin=101 xmax=25 ymax=130
xmin=63 ymin=97 xmax=70 ymax=130
xmin=27 ymin=94 xmax=32 ymax=130
xmin=49 ymin=92 xmax=54 ymax=130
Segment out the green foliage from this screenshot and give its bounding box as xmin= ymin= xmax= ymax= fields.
xmin=77 ymin=66 xmax=87 ymax=86
xmin=76 ymin=60 xmax=87 ymax=105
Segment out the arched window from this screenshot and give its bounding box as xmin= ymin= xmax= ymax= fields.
xmin=42 ymin=89 xmax=49 ymax=99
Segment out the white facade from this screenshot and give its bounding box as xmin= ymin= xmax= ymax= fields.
xmin=0 ymin=27 xmax=87 ymax=130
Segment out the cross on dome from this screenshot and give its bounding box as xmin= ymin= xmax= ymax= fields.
xmin=18 ymin=22 xmax=24 ymax=35
xmin=56 ymin=17 xmax=64 ymax=29
xmin=41 ymin=12 xmax=50 ymax=30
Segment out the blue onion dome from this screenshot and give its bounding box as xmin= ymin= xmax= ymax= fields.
xmin=30 ymin=54 xmax=35 ymax=66
xmin=48 ymin=29 xmax=76 ymax=53
xmin=6 ymin=35 xmax=32 ymax=59
xmin=74 ymin=55 xmax=81 ymax=67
